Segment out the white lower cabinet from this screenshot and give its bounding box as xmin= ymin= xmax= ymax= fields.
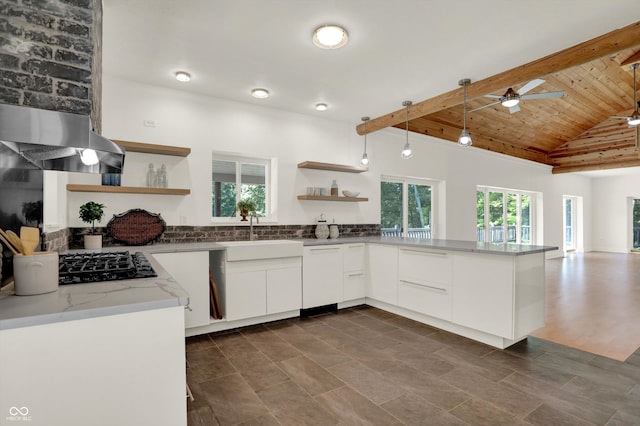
xmin=266 ymin=267 xmax=303 ymax=314
xmin=343 ymin=243 xmax=366 ymax=301
xmin=367 ymin=244 xmax=398 ymax=305
xmin=303 ymin=245 xmax=343 ymax=308
xmin=152 ymin=251 xmax=210 ymax=328
xmin=226 ymin=257 xmax=301 ymax=321
xmin=398 ymin=248 xmax=452 ymax=321
xmin=226 ymin=268 xmax=267 ymax=320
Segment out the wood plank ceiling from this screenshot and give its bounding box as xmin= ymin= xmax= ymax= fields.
xmin=357 ymin=21 xmax=640 ymax=174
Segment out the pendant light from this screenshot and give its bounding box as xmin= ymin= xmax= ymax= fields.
xmin=360 ymin=116 xmax=370 ymax=166
xmin=401 ymin=100 xmax=413 ymax=159
xmin=458 ymin=79 xmax=472 ymax=147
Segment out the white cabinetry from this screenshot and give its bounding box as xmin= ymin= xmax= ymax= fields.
xmin=452 ymin=252 xmax=544 ymax=339
xmin=367 ymin=244 xmax=398 ymax=305
xmin=225 ymin=257 xmax=301 ymax=321
xmin=0 ymin=307 xmax=186 ymax=426
xmin=152 ymin=251 xmax=210 ymax=328
xmin=398 ymin=248 xmax=452 ymax=321
xmin=303 ymin=245 xmax=344 ymax=308
xmin=343 ymin=243 xmax=366 ymax=301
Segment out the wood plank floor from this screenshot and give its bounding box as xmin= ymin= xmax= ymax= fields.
xmin=186 ymin=306 xmax=640 ymax=426
xmin=532 ymin=252 xmax=640 ymax=362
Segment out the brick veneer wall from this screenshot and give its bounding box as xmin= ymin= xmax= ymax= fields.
xmin=43 ymin=224 xmax=382 ymax=250
xmin=0 ymin=0 xmax=102 ymax=128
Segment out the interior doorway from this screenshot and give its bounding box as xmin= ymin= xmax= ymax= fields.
xmin=563 ymin=195 xmax=582 ymax=254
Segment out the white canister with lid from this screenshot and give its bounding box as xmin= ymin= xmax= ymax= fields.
xmin=13 ymin=251 xmax=59 ymax=296
xmin=315 ymin=214 xmax=329 ymax=239
xmin=329 ymin=219 xmax=339 ymax=239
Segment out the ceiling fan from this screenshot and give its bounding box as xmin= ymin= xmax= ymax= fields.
xmin=610 ymin=63 xmax=640 ymax=149
xmin=469 ymin=79 xmax=564 ymax=114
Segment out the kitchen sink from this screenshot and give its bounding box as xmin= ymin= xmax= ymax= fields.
xmin=219 ymin=239 xmax=303 ymax=261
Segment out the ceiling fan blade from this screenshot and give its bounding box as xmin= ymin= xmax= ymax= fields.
xmin=509 ymin=104 xmax=521 ymax=114
xmin=469 ymin=100 xmax=501 ymax=113
xmin=484 ymin=94 xmax=502 ymax=99
xmin=520 ymin=91 xmax=564 ymax=100
xmin=611 ymin=115 xmax=629 ymax=119
xmin=517 ymin=79 xmax=545 ymax=95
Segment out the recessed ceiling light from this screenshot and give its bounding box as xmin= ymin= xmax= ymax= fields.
xmin=313 ymin=25 xmax=348 ymax=49
xmin=315 ymin=103 xmax=328 ymax=111
xmin=175 ymin=71 xmax=191 ymax=82
xmin=251 ymin=88 xmax=270 ymax=99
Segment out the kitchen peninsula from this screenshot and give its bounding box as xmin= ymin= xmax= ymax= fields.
xmin=0 ymin=238 xmax=556 ymax=426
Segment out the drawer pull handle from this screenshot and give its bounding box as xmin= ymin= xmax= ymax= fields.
xmin=400 ymin=249 xmax=447 ymax=256
xmin=400 ymin=280 xmax=447 ymax=292
xmin=347 ymin=273 xmax=364 ymax=277
xmin=310 ymin=247 xmax=341 ymax=251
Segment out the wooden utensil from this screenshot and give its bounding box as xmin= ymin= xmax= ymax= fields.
xmin=20 ymin=226 xmax=40 ymax=256
xmin=0 ymin=232 xmax=19 ymax=255
xmin=6 ymin=230 xmax=25 ymax=254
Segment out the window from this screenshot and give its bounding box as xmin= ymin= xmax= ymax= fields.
xmin=381 ymin=176 xmax=435 ymax=238
xmin=632 ymin=199 xmax=640 ymax=250
xmin=211 ymin=153 xmax=276 ymax=222
xmin=477 ymin=186 xmax=534 ymax=244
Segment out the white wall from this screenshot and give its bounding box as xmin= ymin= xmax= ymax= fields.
xmin=591 ymin=171 xmax=640 ymax=252
xmin=60 ymin=76 xmax=599 ymax=257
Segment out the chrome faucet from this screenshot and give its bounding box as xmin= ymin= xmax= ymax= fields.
xmin=249 ymin=212 xmax=259 ymax=240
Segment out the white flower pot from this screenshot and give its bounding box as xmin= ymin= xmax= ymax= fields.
xmin=84 ymin=234 xmax=102 ymax=250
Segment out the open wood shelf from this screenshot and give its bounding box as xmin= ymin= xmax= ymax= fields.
xmin=67 ymin=184 xmax=190 ymax=195
xmin=112 ymin=139 xmax=191 ymax=157
xmin=297 ymin=195 xmax=368 ymax=202
xmin=297 ymin=161 xmax=367 ymax=173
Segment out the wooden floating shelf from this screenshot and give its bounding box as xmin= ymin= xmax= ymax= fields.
xmin=67 ymin=184 xmax=190 ymax=195
xmin=112 ymin=139 xmax=191 ymax=157
xmin=297 ymin=195 xmax=368 ymax=202
xmin=297 ymin=161 xmax=367 ymax=173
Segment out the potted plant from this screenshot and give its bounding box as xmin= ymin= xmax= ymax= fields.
xmin=79 ymin=201 xmax=105 ymax=249
xmin=235 ymin=199 xmax=256 ymax=221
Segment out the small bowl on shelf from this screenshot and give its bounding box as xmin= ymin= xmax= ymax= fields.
xmin=342 ymin=190 xmax=360 ymax=198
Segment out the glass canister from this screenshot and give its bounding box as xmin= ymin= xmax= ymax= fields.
xmin=315 ymin=214 xmax=329 ymax=239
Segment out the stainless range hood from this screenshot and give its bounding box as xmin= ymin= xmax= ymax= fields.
xmin=0 ymin=104 xmax=125 ymax=174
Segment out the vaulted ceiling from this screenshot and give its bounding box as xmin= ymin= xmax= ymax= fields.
xmin=358 ymin=21 xmax=640 ymax=174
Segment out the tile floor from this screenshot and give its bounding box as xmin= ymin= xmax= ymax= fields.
xmin=186 ymin=306 xmax=640 ymax=425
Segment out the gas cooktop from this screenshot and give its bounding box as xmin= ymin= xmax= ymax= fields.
xmin=58 ymin=251 xmax=157 ymax=285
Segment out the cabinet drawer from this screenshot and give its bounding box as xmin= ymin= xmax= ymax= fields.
xmin=343 ymin=271 xmax=366 ymax=301
xmin=399 ymin=248 xmax=452 ymax=288
xmin=343 ymin=243 xmax=365 ymax=272
xmin=398 ymin=280 xmax=451 ymax=321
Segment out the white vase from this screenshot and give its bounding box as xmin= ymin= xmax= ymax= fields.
xmin=84 ymin=234 xmax=102 ymax=250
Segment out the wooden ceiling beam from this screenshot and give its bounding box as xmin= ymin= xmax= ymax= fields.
xmin=356 ymin=20 xmax=640 ymax=136
xmin=621 ymin=50 xmax=640 ymax=66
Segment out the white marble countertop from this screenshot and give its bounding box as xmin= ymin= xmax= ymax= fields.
xmin=0 ymin=244 xmax=225 ymax=331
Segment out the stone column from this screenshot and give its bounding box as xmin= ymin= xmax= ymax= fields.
xmin=0 ymin=0 xmax=102 ymax=129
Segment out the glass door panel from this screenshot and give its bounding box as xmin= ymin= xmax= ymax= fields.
xmin=381 ymin=181 xmax=403 ymax=237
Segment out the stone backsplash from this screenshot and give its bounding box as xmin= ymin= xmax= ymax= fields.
xmin=43 ymin=224 xmax=382 ymax=250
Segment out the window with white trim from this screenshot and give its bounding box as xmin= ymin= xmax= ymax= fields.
xmin=477 ymin=186 xmax=534 ymax=244
xmin=381 ymin=176 xmax=437 ymax=239
xmin=211 ymin=153 xmax=276 ymax=222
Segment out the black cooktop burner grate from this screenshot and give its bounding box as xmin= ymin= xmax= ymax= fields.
xmin=58 ymin=251 xmax=157 ymax=285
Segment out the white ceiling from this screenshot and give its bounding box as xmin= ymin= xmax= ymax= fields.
xmin=102 ymin=0 xmax=639 ymax=129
